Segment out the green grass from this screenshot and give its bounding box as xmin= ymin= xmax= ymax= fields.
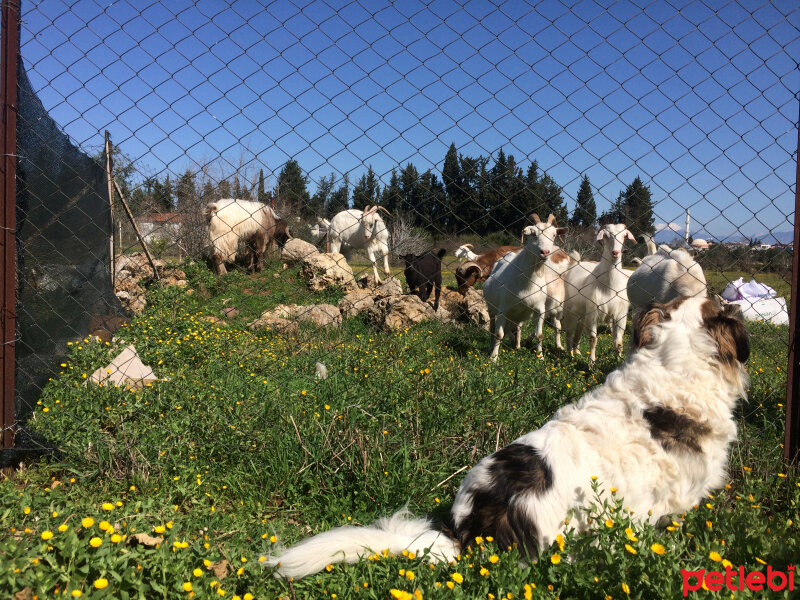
xmin=1 ymin=258 xmax=797 ymax=599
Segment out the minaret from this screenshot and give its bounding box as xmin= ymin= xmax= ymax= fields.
xmin=685 ymin=209 xmax=690 ymax=246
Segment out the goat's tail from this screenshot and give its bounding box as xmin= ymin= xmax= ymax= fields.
xmin=437 ymin=248 xmax=447 ymax=259
xmin=264 ymin=509 xmax=460 ymax=579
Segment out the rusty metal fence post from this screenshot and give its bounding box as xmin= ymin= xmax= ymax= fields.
xmin=0 ymin=0 xmax=19 ymax=455
xmin=785 ymin=102 xmax=800 ymax=466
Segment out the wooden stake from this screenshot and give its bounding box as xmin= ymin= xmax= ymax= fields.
xmin=112 ymin=177 xmax=160 ymax=282
xmin=104 ymin=131 xmax=115 ymax=287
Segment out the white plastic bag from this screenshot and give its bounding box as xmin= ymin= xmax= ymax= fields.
xmin=730 ymin=297 xmax=789 ymax=326
xmin=721 ymin=277 xmax=777 ymax=301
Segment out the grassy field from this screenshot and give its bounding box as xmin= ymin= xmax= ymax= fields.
xmin=1 ymin=258 xmax=796 ymax=599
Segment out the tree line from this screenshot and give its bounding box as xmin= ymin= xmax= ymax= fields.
xmin=123 ymin=142 xmax=656 ymax=238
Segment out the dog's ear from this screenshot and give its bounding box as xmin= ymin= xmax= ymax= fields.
xmin=632 ymin=302 xmax=667 ymax=348
xmin=703 ymin=301 xmax=750 ymax=364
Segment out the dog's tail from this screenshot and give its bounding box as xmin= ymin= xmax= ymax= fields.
xmin=265 ymin=509 xmax=460 ymax=579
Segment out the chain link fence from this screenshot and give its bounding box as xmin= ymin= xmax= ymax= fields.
xmin=2 ymin=0 xmax=798 ymax=513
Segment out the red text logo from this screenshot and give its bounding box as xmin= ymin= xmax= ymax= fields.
xmin=681 ymin=565 xmax=795 ymax=596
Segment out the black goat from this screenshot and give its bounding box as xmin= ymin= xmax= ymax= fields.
xmin=400 ymin=248 xmax=447 ymax=311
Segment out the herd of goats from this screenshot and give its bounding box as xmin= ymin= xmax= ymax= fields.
xmin=205 ymin=198 xmax=708 ymax=363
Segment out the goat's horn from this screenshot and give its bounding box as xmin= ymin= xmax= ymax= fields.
xmin=363 ymin=205 xmax=373 ymax=214
xmin=376 ymin=206 xmax=391 ymax=216
xmin=463 ymin=243 xmax=473 ymax=249
xmin=547 ymin=213 xmax=556 ymax=225
xmin=530 ymin=213 xmax=541 ymax=224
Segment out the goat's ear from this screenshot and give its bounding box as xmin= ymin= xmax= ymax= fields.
xmin=596 ymin=229 xmax=608 ymax=242
xmin=522 ymin=225 xmax=536 ymax=236
xmin=556 ymin=227 xmax=567 ymax=236
xmin=624 ymin=230 xmax=637 ymax=244
xmin=632 ymin=303 xmax=667 ymax=348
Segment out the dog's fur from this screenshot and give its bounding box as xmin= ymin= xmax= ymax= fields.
xmin=267 ymin=296 xmax=749 ymax=578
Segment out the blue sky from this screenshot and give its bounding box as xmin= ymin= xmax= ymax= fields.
xmin=19 ymin=0 xmax=800 ymax=239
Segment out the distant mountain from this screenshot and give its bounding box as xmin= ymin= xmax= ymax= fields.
xmin=653 ymin=227 xmax=794 ymax=245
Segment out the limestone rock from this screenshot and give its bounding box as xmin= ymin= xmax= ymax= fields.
xmin=376 ymin=277 xmax=403 ymax=297
xmin=338 ymin=289 xmax=376 ymax=318
xmin=113 ymin=253 xmax=188 ymax=314
xmin=300 ymin=252 xmax=356 ymax=291
xmin=249 ymin=303 xmax=341 ymax=329
xmin=460 ymin=287 xmax=491 ymax=330
xmin=365 ymin=295 xmax=436 ymax=331
xmin=281 ymin=238 xmax=319 ymax=265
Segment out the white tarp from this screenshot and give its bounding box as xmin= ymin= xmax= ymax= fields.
xmin=722 ymin=278 xmax=789 ymax=326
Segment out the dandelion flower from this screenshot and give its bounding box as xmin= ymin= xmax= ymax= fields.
xmin=604 ymin=519 xmax=614 ymax=528
xmin=624 ymin=544 xmax=637 ymax=554
xmin=650 ymin=543 xmax=666 ymax=555
xmin=101 ymin=502 xmax=114 ymax=511
xmin=71 ymin=591 xmax=83 ymax=598
xmin=89 ymin=537 xmax=102 ymax=548
xmin=451 ymin=572 xmax=464 ymax=584
xmin=41 ymin=531 xmax=54 ymax=541
xmin=489 ymin=554 xmax=499 ymax=564
xmin=550 ymin=553 xmax=561 ymax=564
xmin=390 ymin=591 xmax=413 ymax=600
xmin=58 ymin=525 xmax=68 ymax=533
xmin=709 ymin=551 xmax=722 ymax=562
xmin=621 ymin=582 xmax=630 ymax=594
xmin=183 ymin=582 xmax=193 ymax=592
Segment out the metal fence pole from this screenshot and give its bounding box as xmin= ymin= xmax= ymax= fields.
xmin=784 ymin=101 xmax=800 ymax=466
xmin=0 ymin=0 xmax=19 ymax=455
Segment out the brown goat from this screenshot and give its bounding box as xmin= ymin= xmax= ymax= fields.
xmin=454 ymin=245 xmax=522 ymax=295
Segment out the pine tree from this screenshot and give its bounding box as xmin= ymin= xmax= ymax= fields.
xmin=381 ymin=170 xmax=402 ymax=215
xmin=441 ymin=143 xmax=462 ymax=233
xmin=599 ymin=191 xmax=627 ymax=225
xmin=313 ymin=173 xmax=335 ymax=218
xmin=327 ymin=173 xmax=349 ymax=216
xmin=351 ymin=166 xmax=379 ymax=211
xmin=399 ymin=163 xmax=420 ymax=223
xmin=523 ymin=161 xmax=547 ymax=221
xmin=417 ymin=169 xmax=446 ymax=233
xmin=276 ymin=159 xmax=311 ymax=217
xmin=152 ymin=175 xmax=174 ymax=212
xmin=175 ymin=170 xmax=197 ymax=212
xmin=570 ymin=174 xmax=597 ymax=228
xmin=624 ymin=176 xmax=655 ymax=237
xmin=540 ymin=174 xmax=568 ymax=225
xmin=217 ymin=179 xmax=232 ymax=199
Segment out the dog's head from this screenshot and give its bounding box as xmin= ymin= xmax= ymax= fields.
xmin=633 ymin=296 xmax=750 ymax=366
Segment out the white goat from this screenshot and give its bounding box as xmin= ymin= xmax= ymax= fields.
xmin=627 ymin=245 xmax=707 ymax=310
xmin=205 ymin=199 xmax=289 ymax=275
xmin=325 ymin=206 xmax=391 ymax=283
xmin=483 ymin=214 xmax=569 ymax=361
xmin=563 ymin=223 xmax=636 ymax=364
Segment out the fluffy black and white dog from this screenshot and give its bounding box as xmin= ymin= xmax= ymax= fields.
xmin=268 ymin=296 xmax=750 ymax=578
